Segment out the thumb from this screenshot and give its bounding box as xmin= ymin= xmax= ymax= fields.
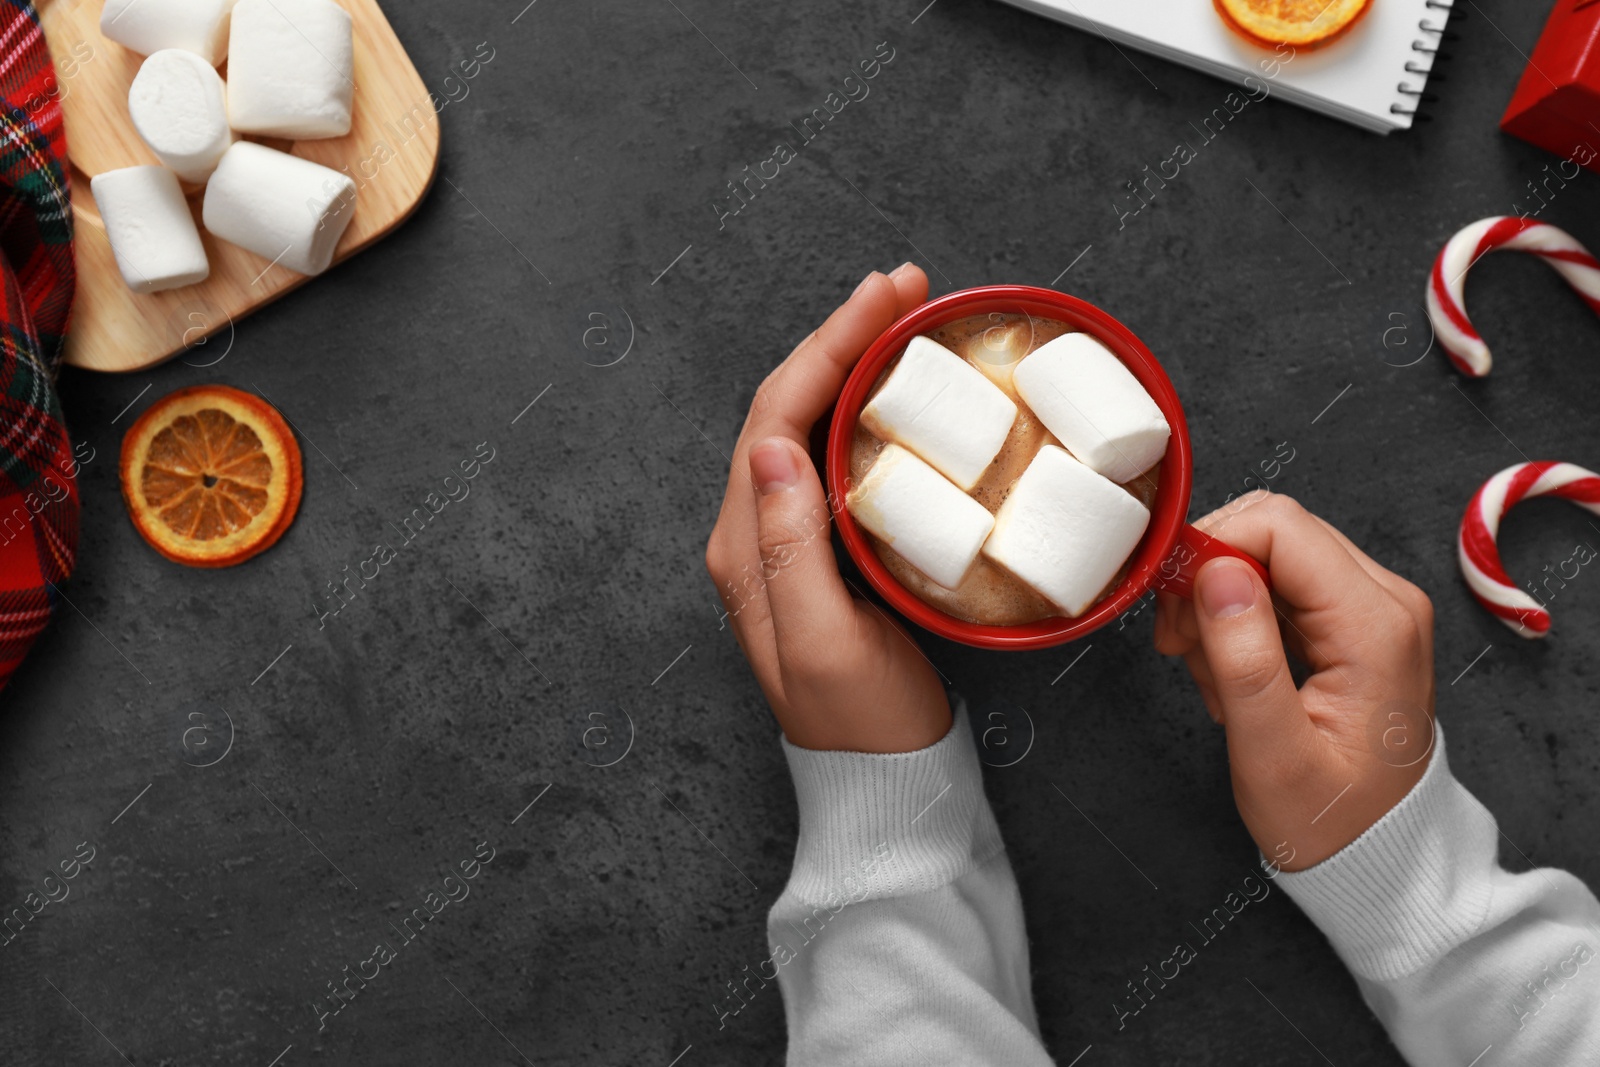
xmin=1192 ymin=557 xmax=1309 ymax=765
xmin=749 ymin=437 xmax=856 ymax=660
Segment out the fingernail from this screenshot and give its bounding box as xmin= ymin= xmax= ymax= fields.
xmin=888 ymin=261 xmax=915 ymax=280
xmin=1198 ymin=559 xmax=1257 ymax=620
xmin=851 ymin=271 xmax=881 ymax=297
xmin=749 ymin=439 xmax=800 ymax=495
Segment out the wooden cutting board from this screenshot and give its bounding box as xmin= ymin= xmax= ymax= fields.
xmin=39 ymin=0 xmax=440 ymax=373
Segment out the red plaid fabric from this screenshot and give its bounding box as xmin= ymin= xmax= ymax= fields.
xmin=0 ymin=0 xmax=80 ymax=691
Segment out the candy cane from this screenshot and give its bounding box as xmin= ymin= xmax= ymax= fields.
xmin=1459 ymin=461 xmax=1600 ymax=638
xmin=1426 ymin=217 xmax=1600 ymax=377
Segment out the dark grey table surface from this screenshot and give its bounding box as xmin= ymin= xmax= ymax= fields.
xmin=5 ymin=1 xmax=1600 ymax=1063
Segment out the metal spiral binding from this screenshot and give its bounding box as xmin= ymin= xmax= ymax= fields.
xmin=1393 ymin=0 xmax=1458 ymax=119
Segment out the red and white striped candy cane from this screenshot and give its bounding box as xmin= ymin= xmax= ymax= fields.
xmin=1459 ymin=461 xmax=1600 ymax=638
xmin=1426 ymin=216 xmax=1600 ymax=377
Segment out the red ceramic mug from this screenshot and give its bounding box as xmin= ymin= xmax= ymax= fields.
xmin=825 ymin=285 xmax=1269 ymax=650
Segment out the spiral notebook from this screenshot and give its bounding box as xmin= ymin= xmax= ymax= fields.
xmin=996 ymin=0 xmax=1454 ymax=133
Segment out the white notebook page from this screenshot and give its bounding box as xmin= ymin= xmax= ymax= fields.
xmin=996 ymin=0 xmax=1454 ymax=133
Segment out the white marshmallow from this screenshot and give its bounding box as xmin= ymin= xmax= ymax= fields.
xmin=91 ymin=166 xmax=209 ymax=294
xmin=99 ymin=0 xmax=238 ymax=64
xmin=226 ymin=0 xmax=354 ymax=139
xmin=860 ymin=336 xmax=1017 ymax=491
xmin=847 ymin=444 xmax=995 ymax=590
xmin=982 ymin=445 xmax=1150 ymax=617
xmin=202 ymin=141 xmax=356 ymax=276
xmin=1013 ymin=333 xmax=1171 ymax=485
xmin=128 ymin=50 xmax=234 ymax=184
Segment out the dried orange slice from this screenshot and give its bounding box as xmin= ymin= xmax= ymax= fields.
xmin=1214 ymin=0 xmax=1373 ymax=49
xmin=120 ymin=385 xmax=303 ymax=568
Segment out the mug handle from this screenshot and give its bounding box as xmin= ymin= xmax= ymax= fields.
xmin=1150 ymin=524 xmax=1271 ymax=600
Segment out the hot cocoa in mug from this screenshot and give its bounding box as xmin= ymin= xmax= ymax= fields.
xmin=826 ymin=286 xmax=1268 ymax=651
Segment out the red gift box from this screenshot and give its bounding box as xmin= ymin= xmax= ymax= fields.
xmin=1500 ymin=0 xmax=1600 ymax=174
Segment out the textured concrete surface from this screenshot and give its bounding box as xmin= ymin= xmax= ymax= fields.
xmin=5 ymin=1 xmax=1600 ymax=1064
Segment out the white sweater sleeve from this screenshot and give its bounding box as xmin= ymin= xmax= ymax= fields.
xmin=763 ymin=702 xmax=1054 ymax=1067
xmin=1277 ymin=722 xmax=1600 ymax=1066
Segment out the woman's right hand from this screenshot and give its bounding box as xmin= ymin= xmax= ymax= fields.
xmin=1153 ymin=492 xmax=1437 ymax=871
